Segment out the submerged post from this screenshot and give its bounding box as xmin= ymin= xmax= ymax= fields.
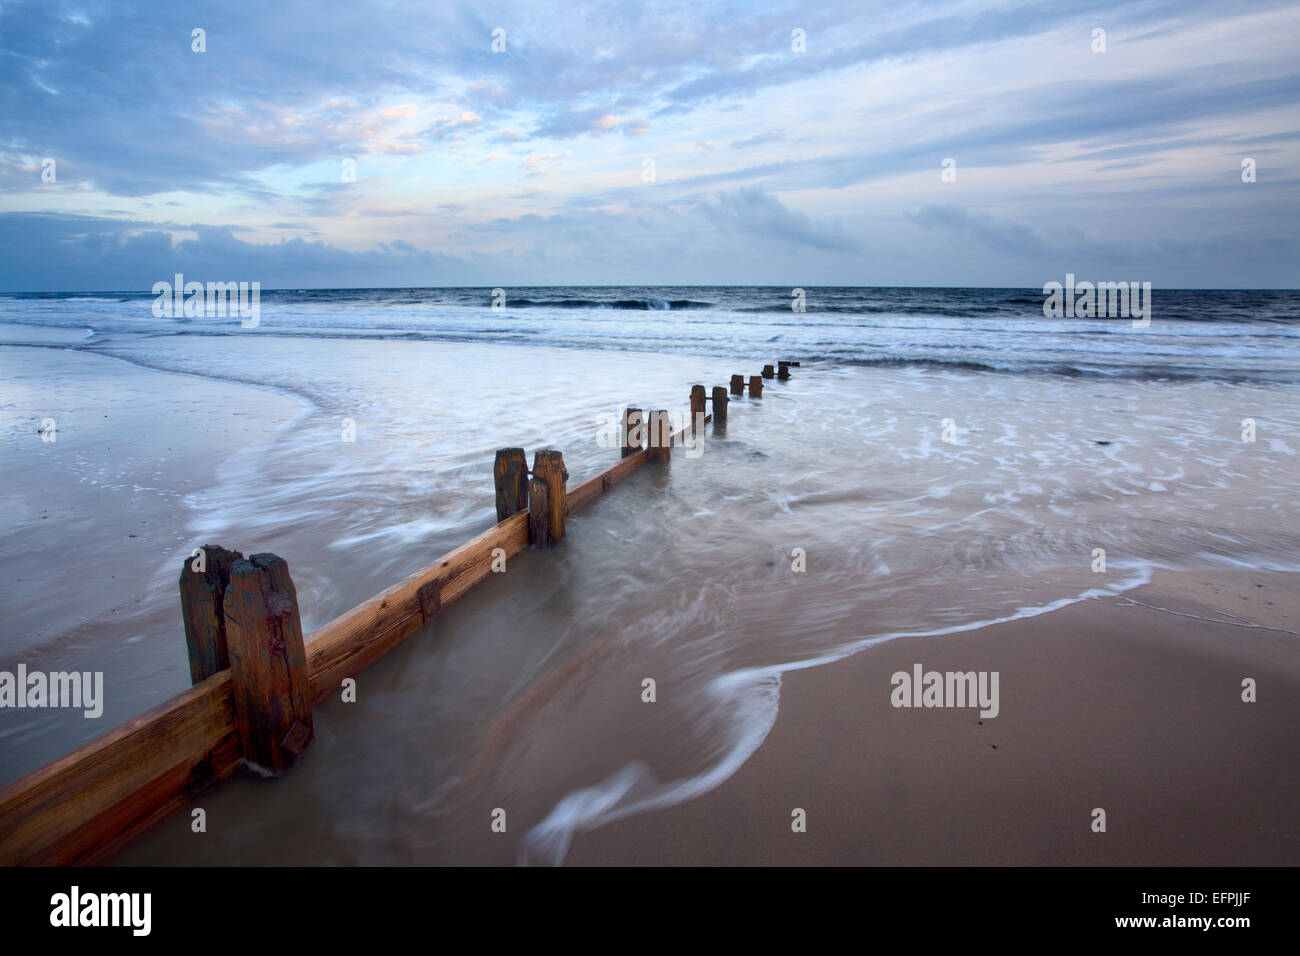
xmin=730 ymin=374 xmax=744 ymax=396
xmin=647 ymin=409 xmax=672 ymax=462
xmin=762 ymin=364 xmax=775 ymax=380
xmin=493 ymin=448 xmax=529 ymax=523
xmin=711 ymin=386 xmax=728 ymax=427
xmin=179 ymin=544 xmax=244 ymax=685
xmin=621 ymin=407 xmax=644 ymax=458
xmin=690 ymin=385 xmax=707 ymax=431
xmin=222 ymin=553 xmax=313 ymax=775
xmin=749 ymin=375 xmax=763 ymax=398
xmin=531 ymin=449 xmax=568 ymax=543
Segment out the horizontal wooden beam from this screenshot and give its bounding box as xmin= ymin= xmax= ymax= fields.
xmin=0 ymin=671 xmax=240 ymax=865
xmin=305 ymin=510 xmax=530 ymax=701
xmin=569 ymin=446 xmax=648 ymax=511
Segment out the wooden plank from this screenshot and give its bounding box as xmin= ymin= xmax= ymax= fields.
xmin=24 ymin=730 xmax=241 ymax=866
xmin=671 ymin=412 xmax=710 ymax=446
xmin=304 ymin=511 xmax=529 ymax=701
xmin=0 ymin=671 xmax=239 ymax=865
xmin=568 ymin=447 xmax=648 ymax=511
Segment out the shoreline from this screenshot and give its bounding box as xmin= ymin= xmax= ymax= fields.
xmin=564 ymin=567 xmax=1300 ymax=865
xmin=0 ymin=344 xmax=305 ymax=784
xmin=4 ymin=332 xmax=1295 ymax=865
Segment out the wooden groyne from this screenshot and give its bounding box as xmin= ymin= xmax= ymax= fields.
xmin=0 ymin=361 xmax=801 ymax=865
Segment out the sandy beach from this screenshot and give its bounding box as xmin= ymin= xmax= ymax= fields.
xmin=4 ymin=298 xmax=1298 ymax=868
xmin=566 ymin=568 xmax=1300 ymax=865
xmin=5 ymin=2 xmax=1300 ymax=937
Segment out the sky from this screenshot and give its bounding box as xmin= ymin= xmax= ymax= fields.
xmin=1 ymin=0 xmax=1298 ymax=290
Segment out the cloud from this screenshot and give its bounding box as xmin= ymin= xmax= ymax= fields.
xmin=907 ymin=205 xmax=1040 ymax=254
xmin=0 ymin=213 xmax=456 ymax=291
xmin=730 ymin=131 xmax=787 ymax=149
xmin=1 ymin=1 xmax=1298 ymax=287
xmin=703 ymin=188 xmax=858 ymax=251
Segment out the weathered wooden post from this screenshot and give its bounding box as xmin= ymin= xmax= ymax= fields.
xmin=621 ymin=407 xmax=644 ymax=458
xmin=531 ymin=449 xmax=568 ymax=543
xmin=762 ymin=364 xmax=775 ymax=380
xmin=711 ymin=386 xmax=728 ymax=427
xmin=784 ymin=360 xmax=801 ymax=367
xmin=690 ymin=385 xmax=707 ymax=432
xmin=777 ymin=361 xmax=791 ymax=380
xmin=179 ymin=545 xmax=243 ymax=685
xmin=749 ymin=375 xmax=763 ymax=398
xmin=493 ymin=448 xmax=529 ymax=523
xmin=730 ymin=374 xmax=744 ymax=396
xmin=528 ymin=476 xmax=550 ymax=546
xmin=647 ymin=409 xmax=672 ymax=462
xmin=222 ymin=553 xmax=313 ymax=775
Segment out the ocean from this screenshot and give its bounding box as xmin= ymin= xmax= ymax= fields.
xmin=4 ymin=285 xmax=1300 ymax=381
xmin=1 ymin=286 xmax=1297 ymax=863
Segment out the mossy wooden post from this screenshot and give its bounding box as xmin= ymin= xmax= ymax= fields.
xmin=730 ymin=374 xmax=744 ymax=396
xmin=528 ymin=476 xmax=550 ymax=546
xmin=748 ymin=375 xmax=763 ymax=398
xmin=222 ymin=553 xmax=313 ymax=775
xmin=777 ymin=361 xmax=791 ymax=380
xmin=493 ymin=448 xmax=529 ymax=523
xmin=531 ymin=449 xmax=567 ymax=544
xmin=621 ymin=408 xmax=644 ymax=458
xmin=690 ymin=385 xmax=707 ymax=432
xmin=762 ymin=364 xmax=775 ymax=380
xmin=711 ymin=386 xmax=728 ymax=427
xmin=179 ymin=545 xmax=244 ymax=685
xmin=647 ymin=409 xmax=671 ymax=463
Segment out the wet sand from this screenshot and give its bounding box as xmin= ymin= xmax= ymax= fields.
xmin=0 ymin=344 xmax=305 ymax=782
xmin=6 ymin=333 xmax=1296 ymax=866
xmin=565 ymin=569 xmax=1300 ymax=865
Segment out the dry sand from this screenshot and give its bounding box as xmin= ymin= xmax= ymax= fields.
xmin=565 ymin=568 xmax=1300 ymax=865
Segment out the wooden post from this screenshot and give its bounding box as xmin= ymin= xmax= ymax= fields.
xmin=493 ymin=448 xmax=529 ymax=522
xmin=711 ymin=386 xmax=728 ymax=427
xmin=531 ymin=450 xmax=567 ymax=543
xmin=528 ymin=476 xmax=550 ymax=546
xmin=762 ymin=364 xmax=775 ymax=379
xmin=647 ymin=410 xmax=672 ymax=462
xmin=621 ymin=407 xmax=644 ymax=458
xmin=749 ymin=375 xmax=763 ymax=398
xmin=777 ymin=362 xmax=791 ymax=380
xmin=690 ymin=385 xmax=707 ymax=433
xmin=179 ymin=544 xmax=244 ymax=685
xmin=222 ymin=553 xmax=313 ymax=775
xmin=730 ymin=374 xmax=744 ymax=396
xmin=783 ymin=360 xmax=801 ymax=367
